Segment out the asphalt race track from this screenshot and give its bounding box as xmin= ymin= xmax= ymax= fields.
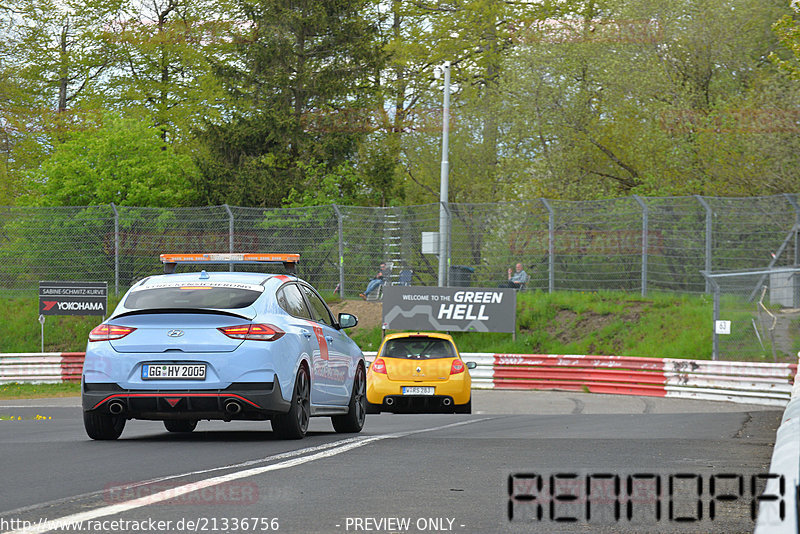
xmin=0 ymin=391 xmax=783 ymax=534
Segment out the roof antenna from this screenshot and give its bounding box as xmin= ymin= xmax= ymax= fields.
xmin=199 ymin=270 xmax=209 ymax=279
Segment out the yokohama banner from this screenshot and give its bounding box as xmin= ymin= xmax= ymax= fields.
xmin=39 ymin=281 xmax=108 ymax=316
xmin=382 ymin=286 xmax=517 ymax=333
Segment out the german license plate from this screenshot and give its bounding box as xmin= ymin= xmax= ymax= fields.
xmin=142 ymin=363 xmax=206 ymax=380
xmin=402 ymin=386 xmax=434 ymax=395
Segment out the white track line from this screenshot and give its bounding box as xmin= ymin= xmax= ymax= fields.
xmin=4 ymin=418 xmax=487 ymax=534
xmin=2 ymin=436 xmax=368 ymax=518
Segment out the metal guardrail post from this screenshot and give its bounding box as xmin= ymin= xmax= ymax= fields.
xmin=223 ymin=204 xmax=234 ymax=272
xmin=332 ymin=205 xmax=345 ymax=298
xmin=541 ymin=198 xmax=555 ymax=293
xmin=110 ymin=203 xmax=119 ymax=295
xmin=634 ymin=195 xmax=648 ymax=297
xmin=695 ymin=196 xmax=712 ymax=294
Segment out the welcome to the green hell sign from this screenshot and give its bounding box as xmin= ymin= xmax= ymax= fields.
xmin=383 ymin=287 xmax=517 ymax=333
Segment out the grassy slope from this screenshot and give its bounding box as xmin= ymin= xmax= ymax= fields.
xmin=1 ymin=293 xmax=123 ymax=353
xmin=346 ymin=290 xmax=714 ymax=359
xmin=1 ymin=290 xmax=711 ymax=356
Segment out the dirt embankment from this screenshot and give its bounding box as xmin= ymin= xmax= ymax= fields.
xmin=328 ymin=300 xmax=383 ymax=331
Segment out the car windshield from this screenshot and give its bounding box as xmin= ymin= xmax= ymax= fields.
xmin=381 ymin=337 xmax=456 ymax=359
xmin=124 ymin=287 xmax=262 ymax=310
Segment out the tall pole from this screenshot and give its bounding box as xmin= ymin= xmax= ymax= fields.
xmin=438 ymin=61 xmax=451 ymax=287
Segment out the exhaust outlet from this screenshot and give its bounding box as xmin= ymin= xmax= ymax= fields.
xmin=224 ymin=401 xmax=242 ymax=415
xmin=385 ymin=397 xmax=394 ymax=406
xmin=442 ymin=398 xmax=452 ymax=406
xmin=108 ymin=401 xmax=125 ymax=415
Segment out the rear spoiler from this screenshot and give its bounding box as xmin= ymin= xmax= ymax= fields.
xmin=160 ymin=253 xmax=299 ymax=275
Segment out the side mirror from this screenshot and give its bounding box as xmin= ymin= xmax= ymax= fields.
xmin=466 ymin=361 xmax=477 ymax=369
xmin=338 ymin=313 xmax=358 ymax=329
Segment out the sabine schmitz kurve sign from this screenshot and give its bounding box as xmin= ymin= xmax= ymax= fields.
xmin=382 ymin=286 xmax=517 ymax=333
xmin=39 ymin=280 xmax=108 ymax=316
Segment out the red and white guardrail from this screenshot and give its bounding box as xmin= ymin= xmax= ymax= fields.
xmin=3 ymin=352 xmax=795 ymax=406
xmin=367 ymin=352 xmax=796 ymax=407
xmin=0 ymin=353 xmax=84 ymax=383
xmin=464 ymin=353 xmax=796 ymax=407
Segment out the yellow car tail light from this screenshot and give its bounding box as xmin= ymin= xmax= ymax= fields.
xmin=450 ymin=359 xmax=466 ymax=375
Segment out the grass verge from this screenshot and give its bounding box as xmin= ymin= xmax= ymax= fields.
xmin=0 ymin=382 xmax=81 ymax=399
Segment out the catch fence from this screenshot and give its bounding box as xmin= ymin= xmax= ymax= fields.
xmin=2 ymin=194 xmax=797 ymax=296
xmin=2 ymin=194 xmax=799 ymax=361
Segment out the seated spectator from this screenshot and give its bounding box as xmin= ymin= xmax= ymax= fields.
xmin=360 ymin=262 xmax=391 ymax=300
xmin=499 ymin=262 xmax=529 ymax=289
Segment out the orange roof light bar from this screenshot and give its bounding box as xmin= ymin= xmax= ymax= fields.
xmin=160 ymin=253 xmax=299 ymax=264
xmin=159 ymin=253 xmax=300 ymax=274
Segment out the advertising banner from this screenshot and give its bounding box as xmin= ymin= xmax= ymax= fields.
xmin=382 ymin=286 xmax=517 ymax=333
xmin=39 ymin=281 xmax=108 ymax=316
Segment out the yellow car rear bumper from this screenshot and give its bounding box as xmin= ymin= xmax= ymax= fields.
xmin=366 ymin=373 xmax=472 ymax=405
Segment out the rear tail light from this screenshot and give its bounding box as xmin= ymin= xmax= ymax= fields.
xmin=450 ymin=359 xmax=466 ymax=375
xmin=371 ymin=358 xmax=387 ymax=374
xmin=89 ymin=324 xmax=136 ymax=342
xmin=218 ymin=323 xmax=285 ymax=341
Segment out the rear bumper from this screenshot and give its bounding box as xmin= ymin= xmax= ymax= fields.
xmin=82 ymin=381 xmax=289 ymax=421
xmin=366 ymin=375 xmax=471 ymax=405
xmin=377 ymin=394 xmax=461 ymax=413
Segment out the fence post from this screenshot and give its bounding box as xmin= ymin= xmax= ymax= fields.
xmin=110 ymin=203 xmax=119 ymax=295
xmin=541 ymin=198 xmax=555 ymax=293
xmin=785 ymin=194 xmax=800 ymax=266
xmin=695 ymin=195 xmax=712 ymax=294
xmin=712 ymin=278 xmax=720 ymax=361
xmin=634 ymin=195 xmax=648 ymax=297
xmin=223 ymin=204 xmax=234 ymax=272
xmin=332 ymin=204 xmax=345 ymax=298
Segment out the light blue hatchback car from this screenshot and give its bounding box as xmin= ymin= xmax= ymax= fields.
xmin=81 ymin=253 xmax=366 ymax=440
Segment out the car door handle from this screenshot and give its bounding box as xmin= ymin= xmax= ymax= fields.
xmin=325 ymin=336 xmax=334 ymax=343
xmin=301 ymin=329 xmax=312 ymax=338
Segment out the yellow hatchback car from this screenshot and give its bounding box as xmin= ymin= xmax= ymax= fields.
xmin=366 ymin=332 xmax=476 ymax=414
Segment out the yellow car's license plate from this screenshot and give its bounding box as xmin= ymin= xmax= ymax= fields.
xmin=403 ymin=386 xmax=434 ymax=395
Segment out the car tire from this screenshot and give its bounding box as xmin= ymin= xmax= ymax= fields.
xmin=83 ymin=411 xmax=126 ymax=440
xmin=272 ymin=365 xmax=310 ymax=439
xmin=164 ymin=419 xmax=197 ymax=433
xmin=454 ymin=398 xmax=471 ymax=414
xmin=332 ymin=364 xmax=366 ymax=433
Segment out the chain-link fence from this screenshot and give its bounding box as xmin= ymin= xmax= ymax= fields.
xmin=705 ymin=268 xmax=800 ymax=363
xmin=2 ymin=194 xmax=800 ymax=327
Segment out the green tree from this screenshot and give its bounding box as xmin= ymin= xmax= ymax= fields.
xmin=493 ymin=0 xmax=798 ymax=199
xmin=195 ymin=0 xmax=384 ymax=207
xmin=103 ymin=0 xmax=229 ymax=142
xmin=24 ymin=115 xmax=200 ymax=206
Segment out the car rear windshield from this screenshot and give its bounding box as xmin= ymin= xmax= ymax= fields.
xmin=124 ymin=287 xmax=262 ymax=310
xmin=380 ymin=337 xmax=457 ymax=359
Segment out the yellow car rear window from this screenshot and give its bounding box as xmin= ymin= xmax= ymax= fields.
xmin=381 ymin=338 xmax=456 ymax=359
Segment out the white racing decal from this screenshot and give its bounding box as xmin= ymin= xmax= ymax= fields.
xmin=131 ymin=281 xmax=265 ymax=292
xmin=2 ymin=419 xmax=489 ymax=534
